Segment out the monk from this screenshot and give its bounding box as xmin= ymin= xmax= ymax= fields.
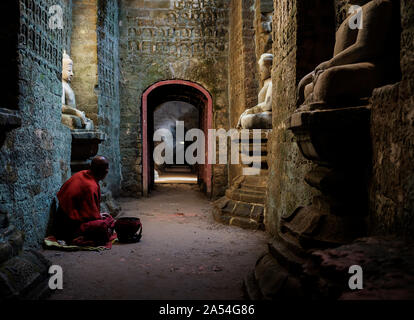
xmin=53 ymin=156 xmax=115 ymax=246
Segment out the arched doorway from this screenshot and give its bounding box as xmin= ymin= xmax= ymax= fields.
xmin=142 ymin=80 xmax=213 ymax=197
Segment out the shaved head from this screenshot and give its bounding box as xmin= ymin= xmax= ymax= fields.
xmin=90 ymin=156 xmax=109 ymax=181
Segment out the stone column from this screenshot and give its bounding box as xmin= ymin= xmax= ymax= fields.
xmin=71 ymin=0 xmax=99 ymax=125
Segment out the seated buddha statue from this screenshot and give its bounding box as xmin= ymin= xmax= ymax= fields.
xmin=297 ymin=0 xmax=398 ymax=110
xmin=61 ymin=52 xmax=94 ymax=130
xmin=237 ymin=53 xmax=273 ymax=129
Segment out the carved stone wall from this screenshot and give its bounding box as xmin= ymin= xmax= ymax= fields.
xmin=119 ymin=0 xmax=230 ymax=198
xmin=0 ymin=0 xmax=72 ymax=248
xmin=370 ymin=0 xmax=413 ymax=238
xmin=228 ymin=0 xmax=259 ymax=185
xmin=265 ymin=0 xmax=335 ymax=235
xmin=97 ymin=0 xmax=122 ymax=196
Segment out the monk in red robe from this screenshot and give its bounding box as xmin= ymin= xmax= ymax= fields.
xmin=54 ymin=156 xmax=115 ymax=246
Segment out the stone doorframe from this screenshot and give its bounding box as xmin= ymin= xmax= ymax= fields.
xmin=141 ymin=79 xmax=213 ymax=197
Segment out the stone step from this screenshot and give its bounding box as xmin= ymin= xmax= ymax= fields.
xmin=213 ymin=211 xmax=263 ymax=230
xmin=235 ymin=188 xmax=265 ymax=196
xmin=239 ymin=167 xmax=269 ymax=176
xmin=239 ymin=185 xmax=267 ymax=193
xmin=226 ymin=189 xmax=265 ymax=204
xmin=213 ymin=197 xmax=265 ymax=230
xmin=228 ymin=216 xmax=263 ymax=230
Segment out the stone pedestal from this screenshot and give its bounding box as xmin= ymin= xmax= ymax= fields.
xmin=70 ymin=129 xmax=106 ymax=173
xmin=213 ymin=130 xmax=271 ymax=230
xmin=244 ymin=106 xmax=372 ymax=299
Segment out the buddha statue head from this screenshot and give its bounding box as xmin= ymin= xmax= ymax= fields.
xmin=62 ymin=52 xmax=74 ymax=83
xmin=258 ymin=53 xmax=273 ymax=82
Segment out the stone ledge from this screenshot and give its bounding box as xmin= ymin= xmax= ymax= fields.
xmin=0 ymin=108 xmax=21 ymax=129
xmin=71 ymin=129 xmax=107 ymax=141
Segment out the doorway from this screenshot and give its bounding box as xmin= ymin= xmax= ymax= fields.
xmin=142 ymin=80 xmax=213 ymax=197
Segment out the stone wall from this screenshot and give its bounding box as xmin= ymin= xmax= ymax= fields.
xmin=228 ymin=0 xmax=259 ymax=184
xmin=265 ymin=0 xmax=335 ymax=235
xmin=119 ymin=0 xmax=230 ymax=198
xmin=0 ymin=0 xmax=72 ymax=248
xmin=370 ymin=0 xmax=413 ymax=238
xmin=254 ymin=0 xmax=273 ymax=64
xmin=97 ymin=0 xmax=122 ymax=196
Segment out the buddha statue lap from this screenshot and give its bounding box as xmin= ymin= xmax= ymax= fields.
xmin=237 ymin=53 xmax=273 ymax=129
xmin=297 ymin=0 xmax=397 ymax=111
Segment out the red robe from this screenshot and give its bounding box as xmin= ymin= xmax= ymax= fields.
xmin=57 ymin=170 xmax=102 ymax=222
xmin=55 ymin=170 xmax=114 ymax=245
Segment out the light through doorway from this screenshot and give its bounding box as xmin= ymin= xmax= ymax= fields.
xmin=141 ymin=80 xmax=213 ymax=197
xmin=153 ymin=101 xmax=199 ymax=185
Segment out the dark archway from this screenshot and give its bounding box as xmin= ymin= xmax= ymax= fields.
xmin=142 ymin=80 xmax=213 ymax=196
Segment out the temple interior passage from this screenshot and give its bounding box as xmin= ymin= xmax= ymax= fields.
xmin=153 ymin=101 xmax=199 ymax=184
xmin=1 ymin=0 xmax=414 ymax=301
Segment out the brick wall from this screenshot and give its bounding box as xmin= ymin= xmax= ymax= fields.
xmin=119 ymin=0 xmax=230 ymax=198
xmin=265 ymin=0 xmax=335 ymax=235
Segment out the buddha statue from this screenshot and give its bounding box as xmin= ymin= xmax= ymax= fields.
xmin=61 ymin=53 xmax=94 ymax=130
xmin=297 ymin=0 xmax=398 ymax=110
xmin=237 ymin=53 xmax=273 ymax=129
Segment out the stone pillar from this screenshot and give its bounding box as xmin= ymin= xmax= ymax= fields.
xmin=71 ymin=0 xmax=99 ymax=125
xmin=228 ymin=0 xmax=259 ymax=185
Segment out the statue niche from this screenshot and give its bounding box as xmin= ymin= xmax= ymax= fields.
xmin=297 ymin=0 xmax=398 ymax=110
xmin=61 ymin=53 xmax=94 ymax=130
xmin=237 ymin=53 xmax=273 ymax=129
xmin=60 ymin=52 xmax=105 ymax=174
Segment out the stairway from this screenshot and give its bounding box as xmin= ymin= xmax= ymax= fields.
xmin=213 ymin=130 xmax=271 ymax=230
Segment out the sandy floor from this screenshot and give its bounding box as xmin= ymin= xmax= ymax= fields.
xmin=43 ymin=184 xmax=269 ymax=300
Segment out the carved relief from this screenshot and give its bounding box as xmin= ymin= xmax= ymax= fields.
xmin=97 ymin=0 xmax=117 ymax=99
xmin=126 ymin=0 xmax=228 ymax=58
xmin=19 ymin=0 xmax=71 ymax=71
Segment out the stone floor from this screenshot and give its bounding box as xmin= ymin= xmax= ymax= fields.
xmin=42 ymin=184 xmax=269 ymax=300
